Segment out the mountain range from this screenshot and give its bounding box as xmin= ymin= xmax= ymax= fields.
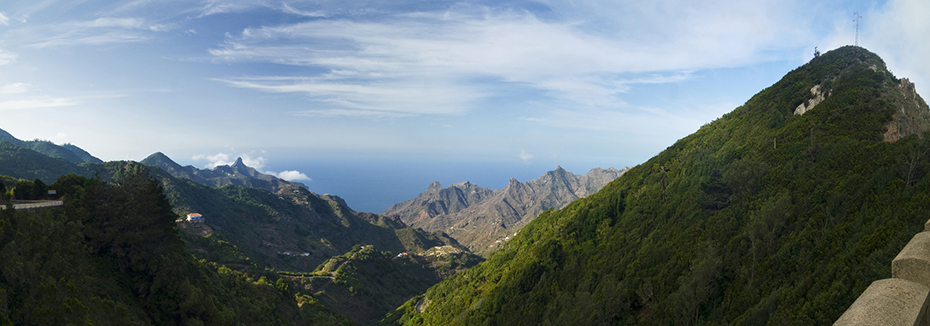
xmin=0 ymin=128 xmax=101 ymax=164
xmin=0 ymin=133 xmax=483 ymax=325
xmin=384 ymin=166 xmax=627 ymax=255
xmin=141 ymin=152 xmax=305 ymax=192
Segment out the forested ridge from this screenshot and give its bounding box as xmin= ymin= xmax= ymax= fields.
xmin=385 ymin=46 xmax=930 ymax=325
xmin=0 ymin=144 xmax=482 ymax=325
xmin=0 ymin=165 xmax=353 ymax=325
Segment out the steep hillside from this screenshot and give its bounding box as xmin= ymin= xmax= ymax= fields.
xmin=0 ymin=167 xmax=352 ymax=325
xmin=0 ymin=129 xmax=484 ymax=324
xmin=385 ymin=46 xmax=930 ymax=325
xmin=90 ymin=159 xmax=484 ymax=324
xmin=141 ymin=152 xmax=300 ymax=193
xmin=0 ymin=141 xmax=94 ymax=182
xmin=0 ymin=127 xmax=102 ymax=164
xmin=384 ymin=166 xmax=627 ymax=255
xmin=280 ymin=244 xmax=481 ymax=325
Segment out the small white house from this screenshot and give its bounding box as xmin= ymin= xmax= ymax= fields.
xmin=186 ymin=213 xmax=204 ymax=223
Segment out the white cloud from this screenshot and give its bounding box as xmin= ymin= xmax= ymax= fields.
xmin=207 ymin=2 xmax=810 ymax=117
xmin=80 ymin=17 xmax=144 ymax=29
xmin=192 ymin=152 xmax=267 ymax=171
xmin=519 ymin=150 xmax=534 ymax=162
xmin=0 ymin=48 xmax=16 ymax=65
xmin=192 ymin=151 xmax=311 ymax=182
xmin=23 ymin=17 xmax=154 ymax=48
xmin=860 ymin=0 xmax=930 ymax=100
xmin=281 ymin=3 xmax=325 ymax=18
xmin=213 ymin=77 xmax=478 ymax=115
xmin=292 ymin=108 xmax=416 ymax=118
xmin=199 ymin=0 xmax=266 ymax=17
xmin=0 ymin=12 xmax=9 ymax=26
xmin=0 ymin=83 xmax=30 ymax=94
xmin=0 ymin=98 xmax=77 ymax=111
xmin=29 ymin=31 xmax=148 ymax=48
xmin=276 ymin=170 xmax=312 ymax=181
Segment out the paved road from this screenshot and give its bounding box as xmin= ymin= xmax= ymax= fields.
xmin=0 ymin=200 xmax=64 ymax=210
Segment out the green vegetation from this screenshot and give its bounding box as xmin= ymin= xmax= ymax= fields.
xmin=0 ymin=128 xmax=102 ymax=164
xmin=386 ymin=46 xmax=930 ymax=325
xmin=0 ymin=141 xmax=94 ymax=183
xmin=0 ymin=167 xmax=353 ymax=325
xmin=0 ymin=137 xmax=487 ymax=324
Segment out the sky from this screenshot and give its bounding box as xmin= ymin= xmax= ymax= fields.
xmin=2 ymin=0 xmax=930 ymax=212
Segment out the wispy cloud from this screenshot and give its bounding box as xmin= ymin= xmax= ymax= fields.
xmin=281 ymin=3 xmax=325 ymax=18
xmin=23 ymin=17 xmax=160 ymax=48
xmin=0 ymin=48 xmax=16 ymax=65
xmin=199 ymin=0 xmax=267 ymax=17
xmin=207 ymin=2 xmax=809 ymax=117
xmin=213 ymin=77 xmax=479 ymax=116
xmin=0 ymin=98 xmax=77 ymax=111
xmin=29 ymin=32 xmax=148 ymax=48
xmin=79 ymin=17 xmax=145 ymax=29
xmin=0 ymin=83 xmax=30 ymax=94
xmin=0 ymin=12 xmax=9 ymax=26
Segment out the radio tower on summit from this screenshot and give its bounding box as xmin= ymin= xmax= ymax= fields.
xmin=854 ymin=11 xmax=862 ymax=47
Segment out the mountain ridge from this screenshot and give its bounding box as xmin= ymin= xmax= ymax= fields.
xmin=384 ymin=166 xmax=628 ymax=255
xmin=385 ymin=46 xmax=930 ymax=325
xmin=140 ymin=151 xmax=304 ymax=193
xmin=0 ymin=127 xmax=102 ymax=164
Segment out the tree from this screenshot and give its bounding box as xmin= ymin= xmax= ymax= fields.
xmin=13 ymin=179 xmax=34 ymax=200
xmin=32 ymin=179 xmax=47 ymax=200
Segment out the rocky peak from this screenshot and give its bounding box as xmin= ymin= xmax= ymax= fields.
xmin=427 ymin=181 xmax=443 ymax=192
xmin=884 ymin=78 xmax=930 ymax=142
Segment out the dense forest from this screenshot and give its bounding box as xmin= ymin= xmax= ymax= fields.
xmin=0 ymin=164 xmax=354 ymax=325
xmin=0 ymin=139 xmax=482 ymax=325
xmin=385 ymin=46 xmax=930 ymax=325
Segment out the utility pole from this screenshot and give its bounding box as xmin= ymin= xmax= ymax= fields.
xmin=854 ymin=12 xmax=862 ymax=47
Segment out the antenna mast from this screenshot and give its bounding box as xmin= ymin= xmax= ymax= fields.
xmin=854 ymin=12 xmax=862 ymax=47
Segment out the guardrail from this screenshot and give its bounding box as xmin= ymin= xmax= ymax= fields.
xmin=0 ymin=200 xmax=64 ymax=210
xmin=834 ymin=218 xmax=930 ymax=325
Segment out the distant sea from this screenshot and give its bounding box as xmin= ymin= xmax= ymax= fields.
xmin=267 ymin=158 xmax=622 ymax=214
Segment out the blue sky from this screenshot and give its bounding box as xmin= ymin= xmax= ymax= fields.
xmin=1 ymin=0 xmax=928 ymax=207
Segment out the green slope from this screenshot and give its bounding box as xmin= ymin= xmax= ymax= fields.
xmin=386 ymin=46 xmax=930 ymax=325
xmin=0 ymin=167 xmax=352 ymax=325
xmin=0 ymin=130 xmax=483 ymax=325
xmin=0 ymin=127 xmax=102 ymax=164
xmin=0 ymin=141 xmax=94 ymax=182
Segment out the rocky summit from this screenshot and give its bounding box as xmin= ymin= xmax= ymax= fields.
xmin=383 ymin=166 xmax=628 ymax=255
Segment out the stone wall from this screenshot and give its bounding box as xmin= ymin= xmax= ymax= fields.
xmin=834 ymin=219 xmax=930 ymax=325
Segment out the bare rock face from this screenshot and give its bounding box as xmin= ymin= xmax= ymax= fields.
xmin=383 ymin=166 xmax=629 ymax=255
xmin=884 ymin=78 xmax=930 ymax=142
xmin=794 ymin=84 xmax=829 ymax=115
